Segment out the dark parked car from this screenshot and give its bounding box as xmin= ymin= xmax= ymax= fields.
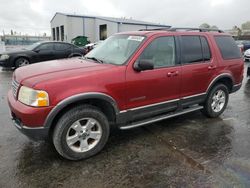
xmin=0 ymin=41 xmax=84 ymax=68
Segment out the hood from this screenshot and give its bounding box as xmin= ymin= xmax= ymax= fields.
xmin=1 ymin=49 xmax=28 ymax=55
xmin=14 ymin=58 xmax=113 ymax=86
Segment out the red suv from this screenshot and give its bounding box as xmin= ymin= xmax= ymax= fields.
xmin=8 ymin=28 xmax=244 ymax=160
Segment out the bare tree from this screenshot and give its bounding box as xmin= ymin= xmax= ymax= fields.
xmin=211 ymin=25 xmax=218 ymax=29
xmin=199 ymin=23 xmax=219 ymax=30
xmin=199 ymin=23 xmax=210 ymax=29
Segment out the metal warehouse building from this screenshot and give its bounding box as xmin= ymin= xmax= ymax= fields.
xmin=51 ymin=12 xmax=170 ymax=43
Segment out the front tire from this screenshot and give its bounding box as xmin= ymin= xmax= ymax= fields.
xmin=53 ymin=105 xmax=110 ymax=160
xmin=202 ymin=84 xmax=229 ymax=118
xmin=15 ymin=57 xmax=30 ymax=68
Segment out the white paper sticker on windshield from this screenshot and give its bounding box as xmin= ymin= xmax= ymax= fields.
xmin=127 ymin=36 xmax=144 ymax=42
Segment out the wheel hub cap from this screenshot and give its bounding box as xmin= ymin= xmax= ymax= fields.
xmin=211 ymin=89 xmax=226 ymax=113
xmin=66 ymin=118 xmax=102 ymax=153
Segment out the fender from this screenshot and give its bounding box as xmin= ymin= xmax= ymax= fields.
xmin=44 ymin=92 xmax=120 ymax=128
xmin=13 ymin=55 xmax=31 ymax=64
xmin=206 ymin=73 xmax=234 ymax=94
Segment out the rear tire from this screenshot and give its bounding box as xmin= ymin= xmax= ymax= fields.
xmin=201 ymin=84 xmax=229 ymax=118
xmin=53 ymin=105 xmax=110 ymax=160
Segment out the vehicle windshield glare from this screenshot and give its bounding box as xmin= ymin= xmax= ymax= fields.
xmin=85 ymin=35 xmax=145 ymax=65
xmin=25 ymin=42 xmax=41 ymax=50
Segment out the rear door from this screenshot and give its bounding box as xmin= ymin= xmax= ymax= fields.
xmin=179 ymin=35 xmax=218 ymax=107
xmin=54 ymin=43 xmax=72 ymax=59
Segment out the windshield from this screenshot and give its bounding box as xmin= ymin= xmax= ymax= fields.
xmin=25 ymin=42 xmax=41 ymax=50
xmin=85 ymin=35 xmax=145 ymax=65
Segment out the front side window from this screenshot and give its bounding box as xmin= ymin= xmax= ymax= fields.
xmin=85 ymin=35 xmax=145 ymax=65
xmin=181 ymin=36 xmax=203 ymax=63
xmin=38 ymin=43 xmax=54 ymax=51
xmin=138 ymin=36 xmax=176 ymax=68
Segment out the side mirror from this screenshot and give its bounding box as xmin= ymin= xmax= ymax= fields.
xmin=134 ymin=59 xmax=154 ymax=72
xmin=34 ymin=49 xmax=40 ymax=53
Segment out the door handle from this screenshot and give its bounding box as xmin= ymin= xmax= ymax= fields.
xmin=208 ymin=65 xmax=217 ymax=70
xmin=167 ymin=71 xmax=179 ymax=77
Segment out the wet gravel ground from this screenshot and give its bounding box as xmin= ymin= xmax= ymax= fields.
xmin=0 ymin=64 xmax=250 ymax=187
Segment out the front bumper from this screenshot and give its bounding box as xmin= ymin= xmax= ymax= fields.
xmin=0 ymin=59 xmax=11 ymax=67
xmin=12 ymin=116 xmax=49 ymax=140
xmin=244 ymin=55 xmax=250 ymax=61
xmin=7 ymin=90 xmax=53 ymax=140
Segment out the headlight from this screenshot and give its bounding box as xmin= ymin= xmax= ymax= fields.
xmin=0 ymin=54 xmax=9 ymax=60
xmin=18 ymin=86 xmax=49 ymax=107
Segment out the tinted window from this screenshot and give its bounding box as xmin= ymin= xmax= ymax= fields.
xmin=55 ymin=43 xmax=71 ymax=51
xmin=139 ymin=37 xmax=176 ymax=68
xmin=215 ymin=36 xmax=241 ymax=60
xmin=181 ymin=36 xmax=203 ymax=63
xmin=38 ymin=43 xmax=54 ymax=50
xmin=200 ymin=37 xmax=211 ymax=61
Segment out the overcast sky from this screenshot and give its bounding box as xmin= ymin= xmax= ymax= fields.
xmin=0 ymin=0 xmax=249 ymax=36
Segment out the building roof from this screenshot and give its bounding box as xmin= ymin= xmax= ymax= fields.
xmin=51 ymin=12 xmax=170 ymax=28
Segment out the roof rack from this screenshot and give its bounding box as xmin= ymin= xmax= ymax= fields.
xmin=139 ymin=27 xmax=224 ymax=33
xmin=169 ymin=27 xmax=224 ymax=33
xmin=139 ymin=27 xmax=170 ymax=31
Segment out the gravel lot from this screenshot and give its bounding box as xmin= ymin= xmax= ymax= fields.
xmin=0 ymin=64 xmax=250 ymax=187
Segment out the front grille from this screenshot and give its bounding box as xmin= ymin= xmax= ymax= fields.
xmin=12 ymin=79 xmax=20 ymax=98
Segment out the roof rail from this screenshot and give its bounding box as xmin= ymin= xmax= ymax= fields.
xmin=139 ymin=27 xmax=170 ymax=31
xmin=138 ymin=27 xmax=224 ymax=33
xmin=168 ymin=27 xmax=224 ymax=33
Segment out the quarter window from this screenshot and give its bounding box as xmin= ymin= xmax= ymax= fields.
xmin=139 ymin=37 xmax=176 ymax=68
xmin=214 ymin=36 xmax=241 ymax=60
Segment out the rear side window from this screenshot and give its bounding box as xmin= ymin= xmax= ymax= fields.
xmin=181 ymin=36 xmax=203 ymax=63
xmin=214 ymin=36 xmax=241 ymax=60
xmin=55 ymin=43 xmax=71 ymax=51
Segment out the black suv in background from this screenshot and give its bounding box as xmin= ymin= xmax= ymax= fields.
xmin=0 ymin=41 xmax=84 ymax=68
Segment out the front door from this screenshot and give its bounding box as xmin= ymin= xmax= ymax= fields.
xmin=35 ymin=43 xmax=55 ymax=62
xmin=54 ymin=43 xmax=72 ymax=59
xmin=125 ymin=36 xmax=181 ymax=121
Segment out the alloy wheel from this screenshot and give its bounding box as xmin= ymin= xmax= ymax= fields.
xmin=66 ymin=118 xmax=102 ymax=153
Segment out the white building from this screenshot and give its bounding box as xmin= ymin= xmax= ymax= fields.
xmin=51 ymin=12 xmax=170 ymax=43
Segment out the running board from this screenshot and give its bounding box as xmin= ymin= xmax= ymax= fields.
xmin=120 ymin=106 xmax=203 ymax=130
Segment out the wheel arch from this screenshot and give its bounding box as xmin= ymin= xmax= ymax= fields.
xmin=44 ymin=92 xmax=119 ymax=134
xmin=68 ymin=53 xmax=82 ymax=58
xmin=206 ymin=73 xmax=234 ymax=94
xmin=14 ymin=56 xmax=31 ymax=66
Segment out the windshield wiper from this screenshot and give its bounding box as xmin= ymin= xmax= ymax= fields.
xmin=84 ymin=56 xmax=104 ymax=64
